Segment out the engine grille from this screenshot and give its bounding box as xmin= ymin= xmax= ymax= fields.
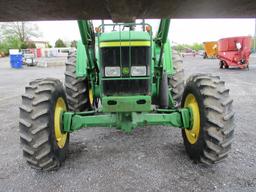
xmin=103 ymin=79 xmax=149 ymax=95
xmin=101 ymin=46 xmax=150 ymax=95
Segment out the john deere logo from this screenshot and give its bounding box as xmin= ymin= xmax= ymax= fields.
xmin=122 ymin=67 xmax=129 ymax=75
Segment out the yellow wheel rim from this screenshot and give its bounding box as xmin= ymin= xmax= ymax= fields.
xmin=54 ymin=97 xmax=67 ymax=149
xmin=184 ymin=94 xmax=200 ymax=144
xmin=89 ymin=89 xmax=93 ymax=106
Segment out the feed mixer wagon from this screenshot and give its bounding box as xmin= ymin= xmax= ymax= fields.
xmin=218 ymin=36 xmax=251 ymax=69
xmin=203 ymin=41 xmax=218 ymax=59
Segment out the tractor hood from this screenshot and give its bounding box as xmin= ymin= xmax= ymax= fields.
xmin=99 ymin=31 xmax=150 ymax=43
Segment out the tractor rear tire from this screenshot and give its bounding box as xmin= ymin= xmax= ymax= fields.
xmin=19 ymin=78 xmax=69 ymax=171
xmin=65 ymin=51 xmax=90 ymax=112
xmin=169 ymin=51 xmax=185 ymax=107
xmin=181 ymin=74 xmax=234 ymax=164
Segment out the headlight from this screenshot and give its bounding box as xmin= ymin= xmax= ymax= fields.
xmin=105 ymin=67 xmax=120 ymax=77
xmin=131 ymin=66 xmax=147 ymax=76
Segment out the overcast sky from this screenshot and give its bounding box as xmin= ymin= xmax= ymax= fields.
xmin=32 ymin=19 xmax=256 ymax=46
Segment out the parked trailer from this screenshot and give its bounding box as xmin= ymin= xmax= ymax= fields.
xmin=217 ymin=36 xmax=251 ymax=69
xmin=203 ymin=41 xmax=218 ymax=59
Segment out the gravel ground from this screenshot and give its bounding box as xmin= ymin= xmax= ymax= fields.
xmin=0 ymin=56 xmax=256 ymax=192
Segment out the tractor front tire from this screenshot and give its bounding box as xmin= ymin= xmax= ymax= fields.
xmin=169 ymin=51 xmax=185 ymax=107
xmin=19 ymin=78 xmax=69 ymax=171
xmin=65 ymin=51 xmax=90 ymax=112
xmin=181 ymin=74 xmax=234 ymax=164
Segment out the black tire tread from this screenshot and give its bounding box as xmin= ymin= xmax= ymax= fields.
xmin=184 ymin=74 xmax=234 ymax=164
xmin=65 ymin=51 xmax=89 ymax=112
xmin=20 ymin=78 xmax=66 ymax=170
xmin=169 ymin=51 xmax=185 ymax=106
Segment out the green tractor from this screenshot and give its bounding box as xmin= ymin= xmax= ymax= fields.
xmin=19 ymin=19 xmax=234 ymax=171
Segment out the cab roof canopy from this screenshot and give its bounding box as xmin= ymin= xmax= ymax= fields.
xmin=0 ymin=0 xmax=256 ymax=22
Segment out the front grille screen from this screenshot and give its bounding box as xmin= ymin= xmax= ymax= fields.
xmin=103 ymin=79 xmax=149 ymax=95
xmin=101 ymin=46 xmax=150 ymax=69
xmin=101 ymin=46 xmax=150 ymax=95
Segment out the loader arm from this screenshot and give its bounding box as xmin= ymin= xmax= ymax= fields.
xmin=155 ymin=19 xmax=170 ymax=46
xmin=77 ymin=20 xmax=97 ymax=71
xmin=154 ymin=19 xmax=171 ymax=67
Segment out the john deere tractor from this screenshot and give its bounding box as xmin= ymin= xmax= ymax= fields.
xmin=19 ymin=19 xmax=234 ymax=171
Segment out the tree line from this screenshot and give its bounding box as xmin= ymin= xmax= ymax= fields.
xmin=0 ymin=22 xmax=77 ymax=56
xmin=173 ymin=43 xmax=204 ymax=52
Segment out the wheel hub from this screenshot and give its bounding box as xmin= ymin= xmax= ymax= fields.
xmin=89 ymin=89 xmax=93 ymax=106
xmin=54 ymin=97 xmax=68 ymax=148
xmin=184 ymin=93 xmax=200 ymax=144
